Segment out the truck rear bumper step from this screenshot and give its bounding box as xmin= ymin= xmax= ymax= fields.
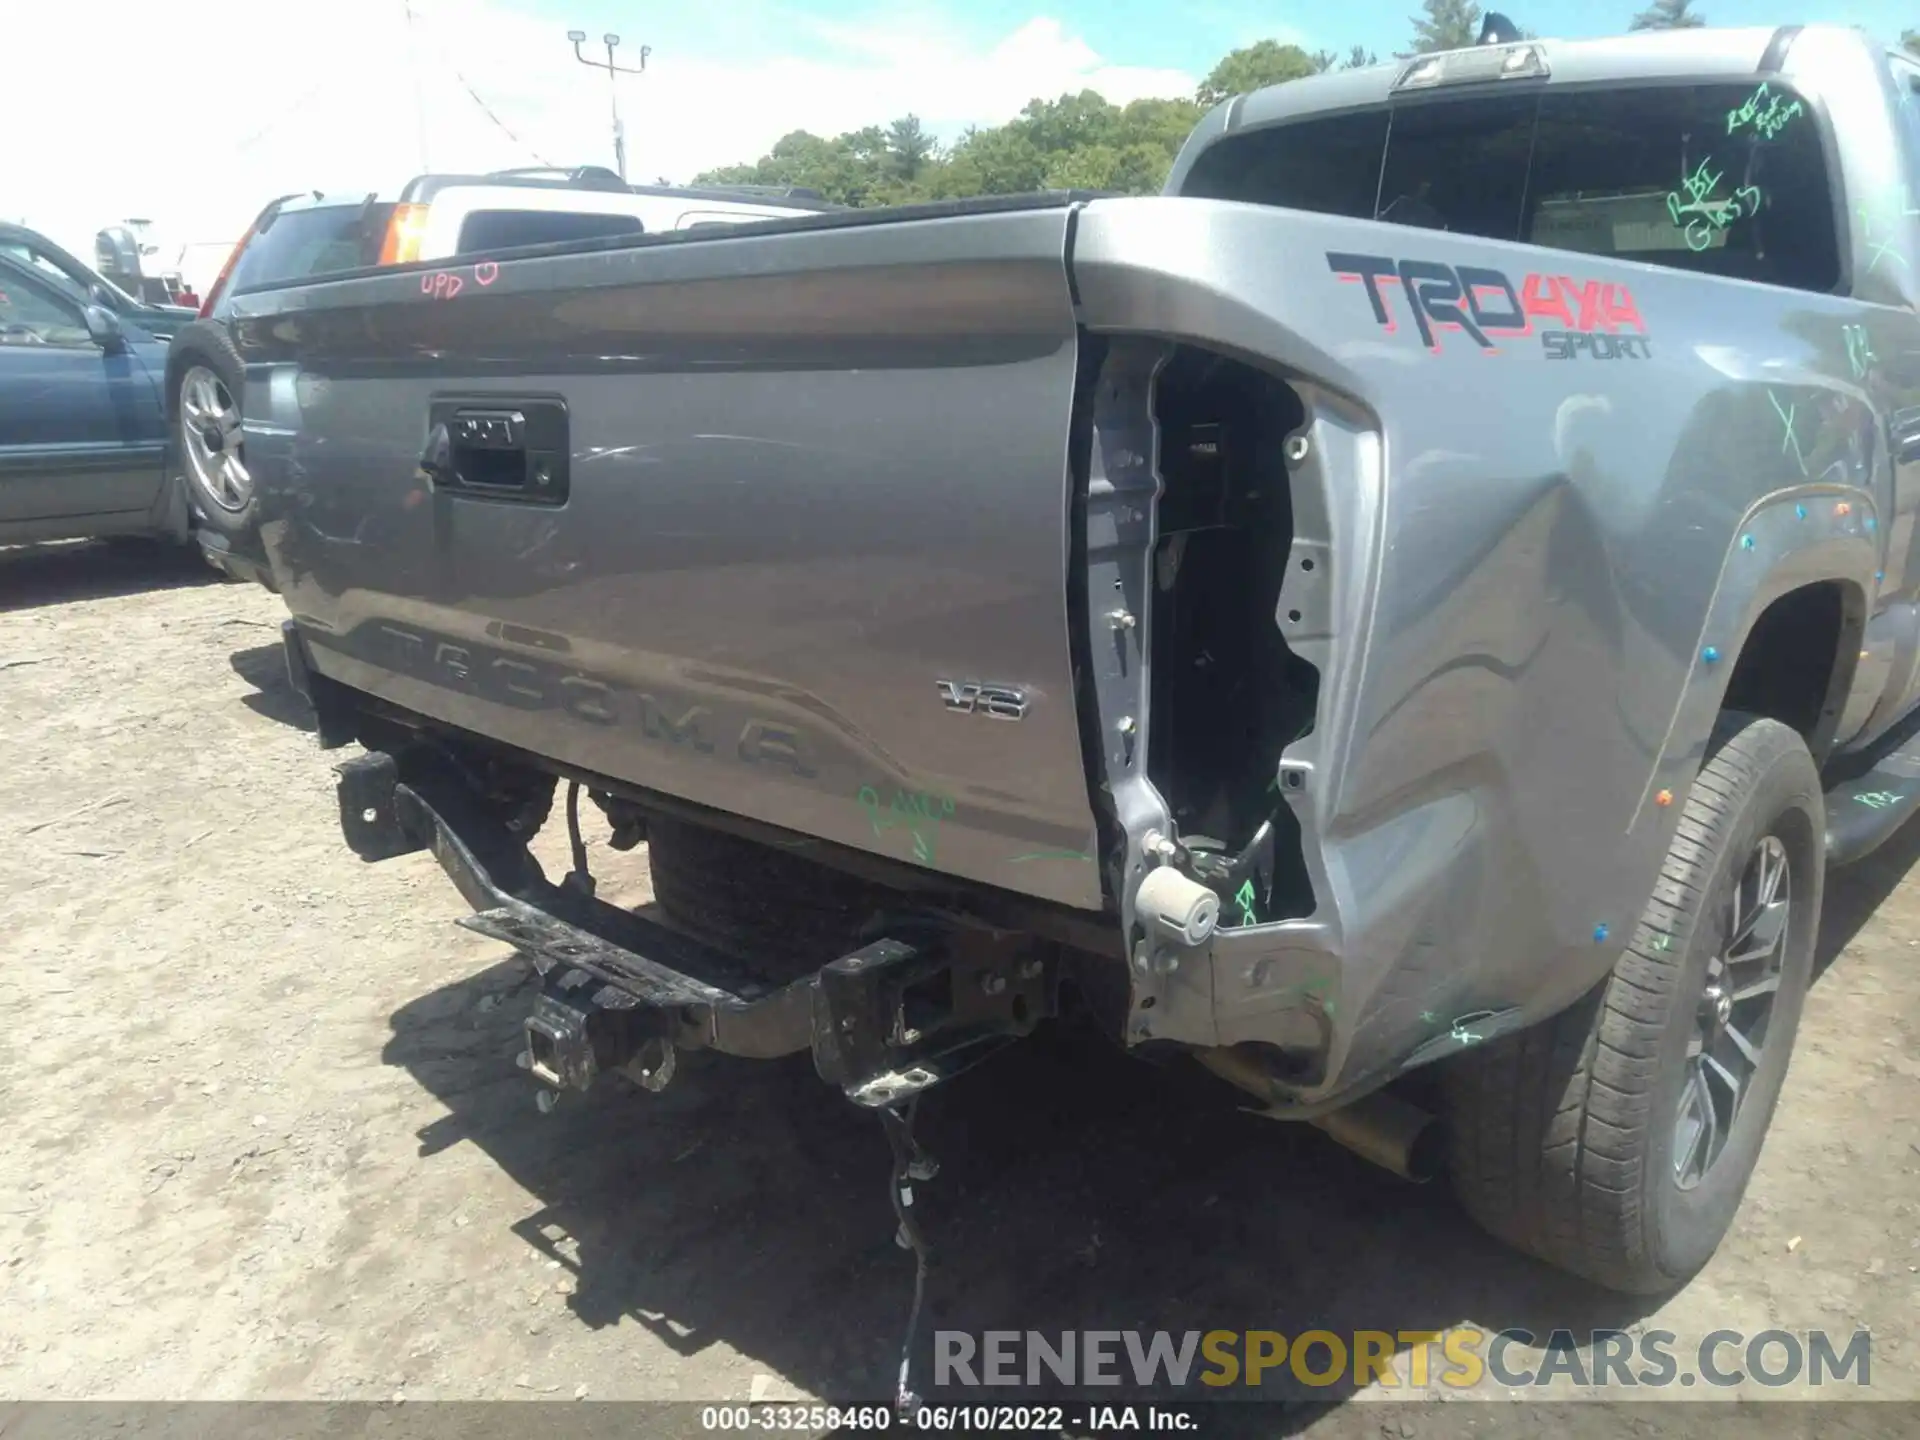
xmin=460 ymin=903 xmax=814 ymax=1062
xmin=335 ymin=748 xmax=1056 ymax=1106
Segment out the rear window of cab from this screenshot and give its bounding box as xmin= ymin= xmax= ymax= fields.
xmin=1181 ymin=80 xmax=1840 ymax=294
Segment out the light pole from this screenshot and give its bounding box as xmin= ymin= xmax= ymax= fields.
xmin=568 ymin=29 xmax=649 ymax=181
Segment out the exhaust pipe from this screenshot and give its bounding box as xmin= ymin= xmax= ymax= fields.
xmin=1307 ymin=1091 xmax=1445 ymax=1184
xmin=1196 ymin=1048 xmax=1445 ymax=1184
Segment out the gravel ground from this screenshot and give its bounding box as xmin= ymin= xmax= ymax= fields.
xmin=1 ymin=540 xmax=1917 ymax=1438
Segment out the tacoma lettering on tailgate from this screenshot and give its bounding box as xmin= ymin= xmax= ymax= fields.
xmin=1327 ymin=251 xmax=1650 ymax=360
xmin=314 ymin=621 xmax=815 ymax=776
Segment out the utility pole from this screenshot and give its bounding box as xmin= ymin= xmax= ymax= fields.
xmin=568 ymin=30 xmax=649 ymax=181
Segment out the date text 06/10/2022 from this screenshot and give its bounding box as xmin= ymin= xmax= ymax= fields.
xmin=699 ymin=1404 xmax=1198 ymax=1431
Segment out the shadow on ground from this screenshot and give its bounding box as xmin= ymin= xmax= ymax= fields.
xmin=370 ymin=780 xmax=1917 ymax=1436
xmin=0 ymin=538 xmax=219 ymax=614
xmin=1814 ymin=805 xmax=1920 ymax=976
xmin=229 ymin=642 xmax=315 ymax=732
xmin=382 ymin=980 xmax=1700 ymax=1430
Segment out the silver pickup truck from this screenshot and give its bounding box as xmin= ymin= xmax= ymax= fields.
xmin=231 ymin=23 xmax=1920 ymax=1305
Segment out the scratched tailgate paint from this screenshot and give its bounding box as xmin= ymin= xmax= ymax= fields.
xmin=236 ymin=203 xmax=1105 ymax=909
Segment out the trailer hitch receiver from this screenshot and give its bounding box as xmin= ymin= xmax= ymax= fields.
xmin=523 ymin=969 xmax=669 ymax=1093
xmin=810 ymin=934 xmax=1054 ymax=1107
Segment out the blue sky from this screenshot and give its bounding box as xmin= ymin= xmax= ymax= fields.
xmin=523 ymin=0 xmax=1915 ymax=79
xmin=15 ymin=0 xmax=1917 ymax=283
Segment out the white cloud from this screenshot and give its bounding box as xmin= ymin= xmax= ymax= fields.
xmin=3 ymin=0 xmax=1194 ymax=292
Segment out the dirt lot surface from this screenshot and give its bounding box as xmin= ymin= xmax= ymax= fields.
xmin=3 ymin=541 xmax=1919 ymax=1438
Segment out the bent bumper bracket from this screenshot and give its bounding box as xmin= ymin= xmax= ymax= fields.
xmin=354 ymin=749 xmax=1056 ymax=1104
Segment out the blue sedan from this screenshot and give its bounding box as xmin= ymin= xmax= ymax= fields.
xmin=0 ymin=251 xmax=189 ymax=545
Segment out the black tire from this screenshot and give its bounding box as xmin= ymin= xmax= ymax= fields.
xmin=166 ymin=320 xmax=254 ymax=537
xmin=1443 ymin=714 xmax=1822 ymax=1293
xmin=646 ymin=817 xmax=892 ymax=982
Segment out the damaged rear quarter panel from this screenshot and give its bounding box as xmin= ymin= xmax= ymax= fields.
xmin=1070 ymin=197 xmax=1878 ymax=1095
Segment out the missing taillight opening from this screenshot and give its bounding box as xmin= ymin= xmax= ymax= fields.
xmin=1146 ymin=347 xmax=1321 ymax=924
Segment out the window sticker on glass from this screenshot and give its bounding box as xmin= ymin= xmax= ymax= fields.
xmin=1725 ymin=83 xmax=1805 ymax=140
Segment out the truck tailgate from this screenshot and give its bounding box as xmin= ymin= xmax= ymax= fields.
xmin=234 ymin=201 xmax=1104 ymax=909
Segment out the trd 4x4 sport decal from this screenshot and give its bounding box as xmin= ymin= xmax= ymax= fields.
xmin=1327 ymin=252 xmax=1651 ymax=360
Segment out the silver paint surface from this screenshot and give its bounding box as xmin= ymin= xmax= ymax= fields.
xmin=233 ymin=25 xmax=1920 ymax=1103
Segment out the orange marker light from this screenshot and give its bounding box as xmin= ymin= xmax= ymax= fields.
xmin=1836 ymin=502 xmax=1852 ymax=516
xmin=379 ymin=204 xmax=430 ymax=266
xmin=1656 ymin=789 xmax=1673 ymax=807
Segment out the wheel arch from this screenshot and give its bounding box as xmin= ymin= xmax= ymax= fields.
xmin=1648 ymin=493 xmax=1874 ymax=828
xmin=1720 ymin=576 xmax=1867 ymax=768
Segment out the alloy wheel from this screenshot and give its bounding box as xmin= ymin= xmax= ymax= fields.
xmin=1672 ymin=833 xmax=1790 ymax=1190
xmin=179 ymin=364 xmax=251 ymax=512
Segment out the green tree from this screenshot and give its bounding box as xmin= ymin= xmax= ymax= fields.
xmin=1044 ymin=145 xmax=1137 ymax=191
xmin=696 ymin=36 xmax=1371 ymax=207
xmin=1401 ymin=0 xmax=1482 ymax=55
xmin=1114 ymin=96 xmax=1207 ymax=152
xmin=1008 ymin=90 xmax=1122 ymax=154
xmin=887 ymin=115 xmax=937 ymax=182
xmin=697 ymin=126 xmax=898 ymax=206
xmin=1109 ymin=141 xmax=1180 ymax=192
xmin=1196 ymin=39 xmax=1319 ymax=106
xmin=1313 ymin=44 xmax=1380 ymax=72
xmin=940 ymin=125 xmax=1051 ymax=196
xmin=1630 ymin=0 xmax=1706 ymax=29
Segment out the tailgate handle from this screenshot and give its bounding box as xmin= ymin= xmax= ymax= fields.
xmin=420 ymin=399 xmax=570 ymax=504
xmin=451 ymin=409 xmax=526 ymax=454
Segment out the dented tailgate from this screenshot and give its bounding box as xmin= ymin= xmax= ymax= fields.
xmin=234 ymin=202 xmax=1104 ymax=909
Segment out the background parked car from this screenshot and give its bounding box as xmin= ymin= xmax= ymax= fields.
xmin=170 ymin=169 xmax=839 ymax=587
xmin=0 ymin=222 xmax=197 ymax=343
xmin=0 ymin=253 xmax=185 ymax=547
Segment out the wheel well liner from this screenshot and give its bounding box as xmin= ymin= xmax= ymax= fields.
xmin=1721 ymin=580 xmax=1854 ymax=757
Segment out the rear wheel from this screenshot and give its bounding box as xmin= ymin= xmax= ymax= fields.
xmin=169 ymin=321 xmax=254 ymax=537
xmin=1443 ymin=714 xmax=1821 ymax=1293
xmin=645 ymin=817 xmax=891 ymax=981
